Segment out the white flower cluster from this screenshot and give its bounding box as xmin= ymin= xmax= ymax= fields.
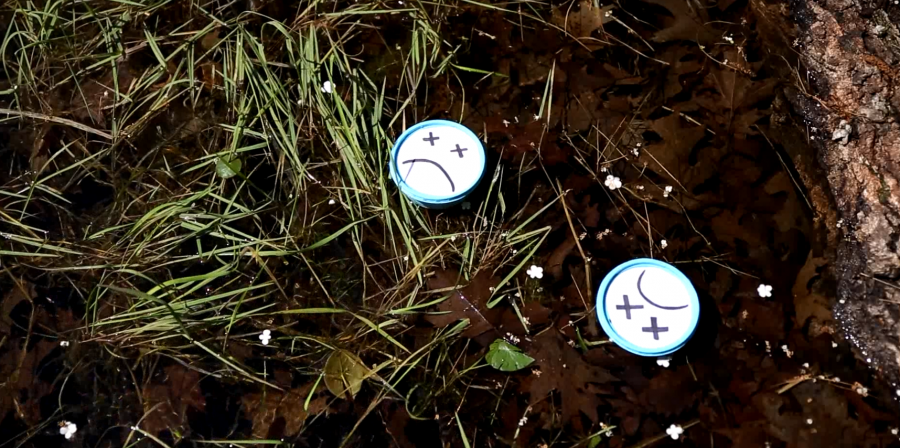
xmin=259 ymin=329 xmax=272 ymax=345
xmin=604 ymin=175 xmax=622 ymax=190
xmin=666 ymin=424 xmax=683 ymax=440
xmin=59 ymin=421 xmax=77 ymax=440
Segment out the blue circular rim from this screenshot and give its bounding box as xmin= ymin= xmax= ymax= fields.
xmin=389 ymin=120 xmax=486 ymax=206
xmin=596 ymin=258 xmax=700 ymax=357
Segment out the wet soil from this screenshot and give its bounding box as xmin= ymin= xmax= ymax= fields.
xmin=2 ymin=0 xmax=900 ymax=447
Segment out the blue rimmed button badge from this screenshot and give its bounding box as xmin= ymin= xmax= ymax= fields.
xmin=390 ymin=120 xmax=486 ymax=208
xmin=596 ymin=259 xmax=700 ymax=357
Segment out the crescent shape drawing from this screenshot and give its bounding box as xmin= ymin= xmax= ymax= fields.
xmin=637 ymin=270 xmax=689 ymax=310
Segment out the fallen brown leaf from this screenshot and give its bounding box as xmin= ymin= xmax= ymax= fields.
xmin=0 ymin=340 xmax=57 ymax=425
xmin=640 ymin=112 xmax=711 ymax=189
xmin=1 ymin=283 xmax=32 ymax=336
xmin=242 ymin=385 xmax=328 ymax=439
xmin=425 ymin=270 xmax=500 ymax=338
xmin=142 ymin=365 xmax=206 ymax=436
xmin=637 ymin=366 xmax=701 ymax=416
xmin=642 ymin=0 xmax=714 ymax=43
xmin=791 ymin=252 xmax=831 ymax=334
xmin=524 ymin=331 xmax=616 ymax=428
xmin=550 ymin=1 xmax=614 ymax=50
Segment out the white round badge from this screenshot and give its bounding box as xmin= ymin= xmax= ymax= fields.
xmin=390 ymin=120 xmax=486 ymax=207
xmin=597 ymin=259 xmax=700 ymax=356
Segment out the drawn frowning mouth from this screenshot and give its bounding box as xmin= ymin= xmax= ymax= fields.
xmin=401 ymin=159 xmax=455 ymax=193
xmin=637 ymin=270 xmax=689 ymax=310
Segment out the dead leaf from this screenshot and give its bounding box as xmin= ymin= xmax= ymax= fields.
xmin=738 ymin=299 xmax=785 ymax=341
xmin=550 ymin=1 xmax=614 ymax=50
xmin=200 ymin=62 xmax=223 ymax=90
xmin=200 ymin=29 xmax=222 ymax=50
xmin=638 ymin=366 xmax=701 ymax=416
xmin=242 ymin=385 xmax=328 ymax=439
xmin=425 ymin=270 xmax=500 ymax=338
xmin=0 ymin=340 xmax=57 ymax=425
xmin=142 ymin=365 xmax=206 ymax=436
xmin=792 ymin=253 xmax=831 ymax=334
xmin=566 ymin=89 xmax=602 ymax=131
xmin=694 ymin=64 xmax=777 ymax=137
xmin=516 ymin=53 xmax=556 ymax=87
xmin=382 ymin=402 xmax=416 ymax=448
xmin=524 ymin=331 xmax=616 ymax=428
xmin=753 ymin=382 xmax=874 ymax=446
xmin=661 ymin=47 xmax=704 ymax=99
xmin=640 ymin=112 xmax=710 ymax=189
xmin=1 ymin=283 xmax=32 ymax=335
xmin=642 ymin=0 xmax=714 ymax=43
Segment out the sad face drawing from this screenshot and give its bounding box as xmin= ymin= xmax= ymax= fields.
xmin=603 ymin=265 xmax=697 ymax=351
xmin=393 ymin=124 xmax=485 ymax=199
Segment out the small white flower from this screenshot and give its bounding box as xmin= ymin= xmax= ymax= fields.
xmin=666 ymin=424 xmax=684 ymax=440
xmin=502 ymin=119 xmax=510 ymax=127
xmin=60 ymin=341 xmax=70 ymax=347
xmin=259 ymin=329 xmax=272 ymax=345
xmin=856 ymin=386 xmax=868 ymax=396
xmin=657 ymin=356 xmax=671 ymax=368
xmin=321 ymin=81 xmax=334 ymax=93
xmin=328 ymin=199 xmax=336 ymax=205
xmin=806 ymin=418 xmax=813 ymax=425
xmin=757 ymin=284 xmax=773 ymax=298
xmin=526 ymin=265 xmax=543 ymax=279
xmin=604 ymin=175 xmax=622 ymax=190
xmin=724 ymin=35 xmax=734 ymax=44
xmin=892 ymin=428 xmax=898 ymax=435
xmin=663 ymin=185 xmax=673 ymax=198
xmin=660 ymin=240 xmax=668 ymax=249
xmin=832 ymin=341 xmax=838 ymax=348
xmin=632 ymin=147 xmax=640 ymax=157
xmin=59 ymin=421 xmax=77 ymax=440
xmin=600 ymin=166 xmax=608 ymax=172
xmin=518 ymin=416 xmax=528 ymax=426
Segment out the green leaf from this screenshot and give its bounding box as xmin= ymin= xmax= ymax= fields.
xmin=215 ymin=156 xmax=242 ymax=179
xmin=324 ymin=349 xmax=369 ymax=398
xmin=587 ymin=435 xmax=602 ymax=448
xmin=485 ymin=339 xmax=534 ymax=372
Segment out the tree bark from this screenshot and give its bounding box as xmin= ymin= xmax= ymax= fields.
xmin=755 ymin=0 xmax=900 ymax=388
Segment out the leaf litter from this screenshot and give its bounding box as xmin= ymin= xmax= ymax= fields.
xmin=1 ymin=0 xmax=898 ymax=445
